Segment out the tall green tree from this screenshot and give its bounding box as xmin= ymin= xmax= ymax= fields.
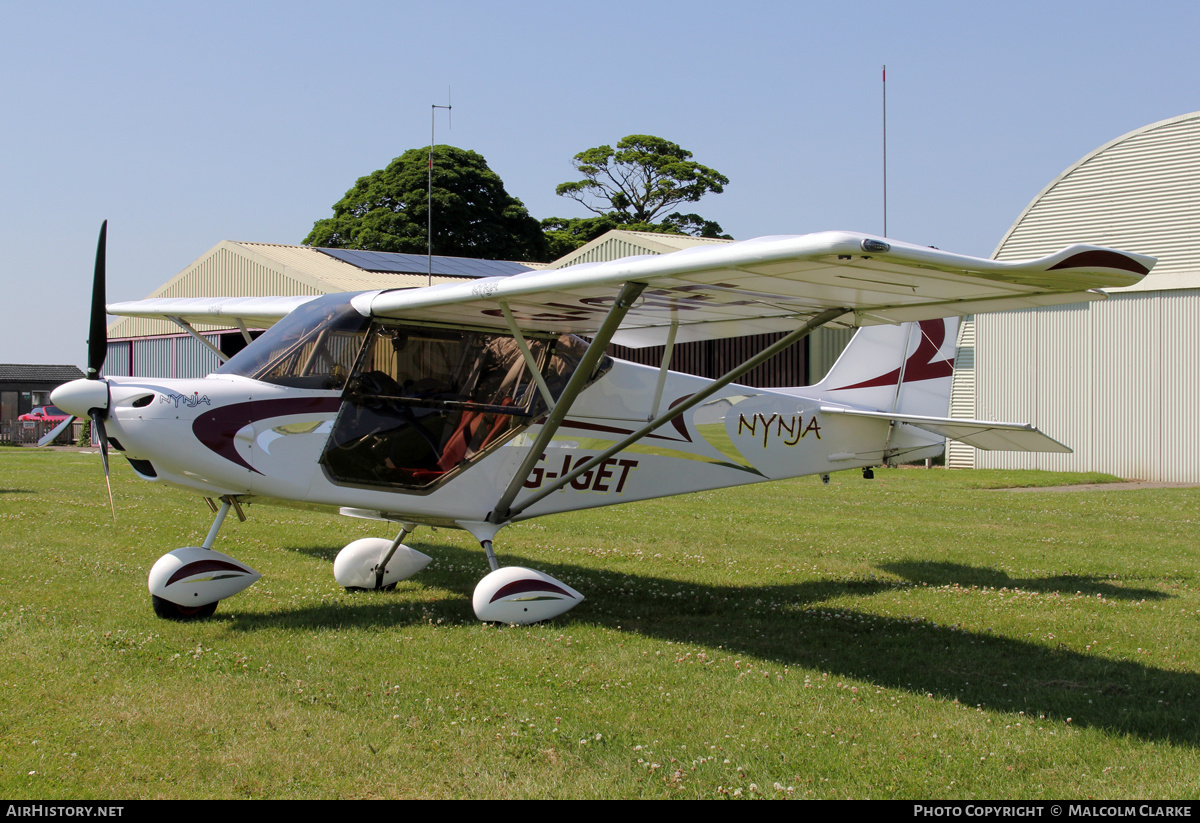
xmin=555 ymin=134 xmax=729 ymax=223
xmin=547 ymin=135 xmax=731 ymax=254
xmin=304 ymin=146 xmax=548 ymax=262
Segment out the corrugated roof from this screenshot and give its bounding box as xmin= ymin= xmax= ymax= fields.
xmin=0 ymin=364 xmax=85 ymax=382
xmin=994 ymin=111 xmax=1200 ymax=293
xmin=547 ymin=230 xmax=733 ymax=269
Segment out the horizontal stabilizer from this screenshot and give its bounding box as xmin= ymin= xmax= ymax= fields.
xmin=819 ymin=406 xmax=1072 ymax=453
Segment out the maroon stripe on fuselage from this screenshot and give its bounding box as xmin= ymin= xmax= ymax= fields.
xmin=558 ymin=417 xmax=690 ymax=443
xmin=192 ymin=397 xmax=342 ymax=474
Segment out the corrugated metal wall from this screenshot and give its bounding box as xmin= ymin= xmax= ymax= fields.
xmin=103 ymin=341 xmax=133 ymax=376
xmin=957 ymin=112 xmax=1200 ymax=482
xmin=610 ymin=330 xmax=811 ymax=389
xmin=138 ymin=337 xmax=177 ymax=377
xmin=975 ymin=291 xmax=1199 ymax=482
xmin=104 ymin=334 xmax=223 ymax=379
xmin=176 ymin=335 xmax=223 ymax=378
xmin=947 ymin=318 xmax=975 ymax=468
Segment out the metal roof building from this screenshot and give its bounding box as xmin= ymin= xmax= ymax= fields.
xmin=108 ymin=230 xmax=827 ymax=389
xmin=105 ymin=243 xmax=540 ymax=378
xmin=548 ymin=230 xmax=844 ymax=387
xmin=949 ymin=112 xmax=1200 ymax=482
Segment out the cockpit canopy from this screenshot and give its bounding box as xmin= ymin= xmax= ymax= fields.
xmin=215 ymin=291 xmax=608 ymax=492
xmin=322 ymin=320 xmax=603 ymax=492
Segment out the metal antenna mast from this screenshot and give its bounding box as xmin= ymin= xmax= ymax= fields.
xmin=882 ymin=65 xmax=887 ymax=237
xmin=428 ymin=91 xmax=452 ymax=286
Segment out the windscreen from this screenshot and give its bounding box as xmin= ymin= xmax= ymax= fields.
xmin=215 ymin=294 xmax=371 ymax=390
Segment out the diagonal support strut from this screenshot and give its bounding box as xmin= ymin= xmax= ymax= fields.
xmin=489 ymin=281 xmax=647 ymax=523
xmin=503 ymin=306 xmax=850 ymax=522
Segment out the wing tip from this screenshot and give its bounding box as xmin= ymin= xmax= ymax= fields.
xmin=1047 ymin=248 xmax=1154 ymax=277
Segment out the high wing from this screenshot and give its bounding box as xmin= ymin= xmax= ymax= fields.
xmin=105 ymin=233 xmax=1153 ymax=344
xmin=352 ymin=231 xmax=1154 ymax=347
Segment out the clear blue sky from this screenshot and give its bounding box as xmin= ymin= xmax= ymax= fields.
xmin=4 ymin=0 xmax=1198 ymax=366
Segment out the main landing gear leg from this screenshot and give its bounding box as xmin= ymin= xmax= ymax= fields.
xmin=333 ymin=522 xmax=431 ymax=591
xmin=147 ymin=495 xmax=261 ymax=620
xmin=461 ymin=521 xmax=583 ymax=624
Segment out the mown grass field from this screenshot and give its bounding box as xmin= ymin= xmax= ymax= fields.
xmin=1 ymin=449 xmax=1198 ymax=799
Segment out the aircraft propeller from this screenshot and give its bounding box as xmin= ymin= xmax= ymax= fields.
xmin=44 ymin=221 xmax=116 ymax=521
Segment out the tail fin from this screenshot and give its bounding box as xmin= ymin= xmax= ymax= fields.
xmin=811 ymin=317 xmax=959 ymax=417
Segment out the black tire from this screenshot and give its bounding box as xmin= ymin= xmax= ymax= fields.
xmin=343 ymin=583 xmax=397 ymax=593
xmin=151 ymin=594 xmax=218 ymax=620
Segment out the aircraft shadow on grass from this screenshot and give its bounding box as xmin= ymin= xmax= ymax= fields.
xmin=228 ymin=541 xmax=1199 ymax=747
xmin=879 ymin=560 xmax=1169 ymax=602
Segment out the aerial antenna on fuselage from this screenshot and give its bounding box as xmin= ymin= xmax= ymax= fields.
xmin=428 ymin=89 xmax=452 ymax=287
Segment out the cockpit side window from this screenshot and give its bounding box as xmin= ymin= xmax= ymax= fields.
xmin=319 ymin=322 xmax=609 ymax=492
xmin=350 ymin=325 xmax=547 ymax=413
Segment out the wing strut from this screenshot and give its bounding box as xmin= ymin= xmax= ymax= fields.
xmin=488 ymin=281 xmax=648 ymax=524
xmin=648 ymin=321 xmax=679 ymax=419
xmin=502 ymin=306 xmax=850 ymax=522
xmin=498 ymin=300 xmax=558 ymax=411
xmin=166 ymin=316 xmax=229 ymax=363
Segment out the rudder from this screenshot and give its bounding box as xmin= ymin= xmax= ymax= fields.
xmin=810 ymin=317 xmax=960 ymax=417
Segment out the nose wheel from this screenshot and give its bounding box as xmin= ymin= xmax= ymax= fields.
xmin=147 ymin=497 xmax=260 ymax=620
xmin=462 ymin=523 xmax=584 ymax=624
xmin=151 ymin=595 xmax=219 ymax=621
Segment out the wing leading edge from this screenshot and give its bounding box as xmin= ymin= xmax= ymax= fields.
xmin=106 ymin=295 xmax=321 ymax=330
xmin=105 ymin=233 xmax=1154 ymax=347
xmin=359 ymin=231 xmax=1154 ymax=348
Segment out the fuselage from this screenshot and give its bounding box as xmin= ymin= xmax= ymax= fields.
xmin=75 ymin=357 xmax=941 ymax=528
xmin=55 ymin=295 xmax=952 ymax=530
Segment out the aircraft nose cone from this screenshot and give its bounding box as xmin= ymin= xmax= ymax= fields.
xmin=52 ymin=378 xmax=109 ymax=417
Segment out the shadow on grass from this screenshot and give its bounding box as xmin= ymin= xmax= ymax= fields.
xmin=880 ymin=560 xmax=1169 ymax=601
xmin=226 ymin=540 xmax=1199 ymax=748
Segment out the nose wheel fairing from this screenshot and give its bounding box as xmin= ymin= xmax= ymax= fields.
xmin=472 ymin=566 xmax=584 ymax=624
xmin=147 ymin=546 xmax=261 ymax=611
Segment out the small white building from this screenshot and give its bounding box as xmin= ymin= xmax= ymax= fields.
xmin=950 ymin=112 xmax=1200 ymax=482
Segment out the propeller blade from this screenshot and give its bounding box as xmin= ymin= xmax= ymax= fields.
xmin=36 ymin=415 xmax=76 ymax=448
xmin=86 ymin=221 xmax=108 ymax=380
xmin=91 ymin=412 xmax=115 ymax=524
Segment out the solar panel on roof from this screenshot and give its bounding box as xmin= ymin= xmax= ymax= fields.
xmin=315 ymin=249 xmax=531 ymax=278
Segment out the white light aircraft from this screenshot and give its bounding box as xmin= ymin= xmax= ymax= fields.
xmin=48 ymin=223 xmax=1154 ymax=623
